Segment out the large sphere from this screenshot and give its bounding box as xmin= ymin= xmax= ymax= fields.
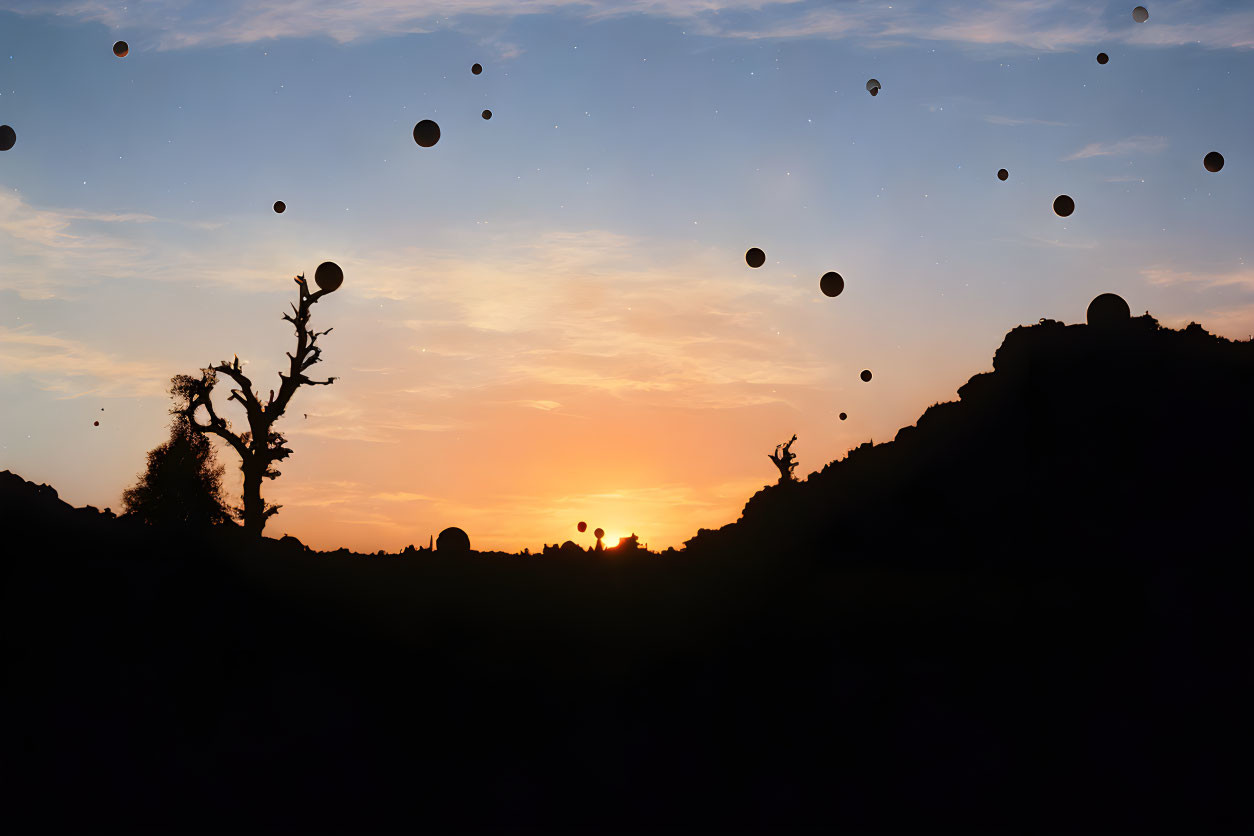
xmin=1203 ymin=151 xmax=1224 ymax=173
xmin=0 ymin=125 xmax=15 ymax=152
xmin=413 ymin=119 xmax=441 ymax=147
xmin=436 ymin=527 xmax=470 ymax=553
xmin=745 ymin=247 xmax=766 ymax=268
xmin=1132 ymin=6 xmax=1149 ymax=23
xmin=820 ymin=271 xmax=845 ymax=298
xmin=1053 ymin=194 xmax=1075 ymax=217
xmin=314 ymin=261 xmax=343 ymax=292
xmin=113 ymin=40 xmax=128 ymax=57
xmin=1087 ymin=293 xmax=1130 ymax=327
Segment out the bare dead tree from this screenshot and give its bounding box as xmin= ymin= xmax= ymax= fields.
xmin=178 ymin=274 xmax=338 ymax=535
xmin=768 ymin=433 xmax=798 ymax=484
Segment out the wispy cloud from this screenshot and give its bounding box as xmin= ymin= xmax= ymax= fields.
xmin=1141 ymin=265 xmax=1254 ymax=290
xmin=0 ymin=325 xmax=169 ymax=398
xmin=984 ymin=114 xmax=1069 ymax=127
xmin=1062 ymin=135 xmax=1167 ymax=161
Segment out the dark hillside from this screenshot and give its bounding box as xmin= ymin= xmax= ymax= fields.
xmin=2 ymin=314 xmax=1251 ymax=834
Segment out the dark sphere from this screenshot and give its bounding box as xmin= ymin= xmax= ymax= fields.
xmin=413 ymin=119 xmax=441 ymax=148
xmin=860 ymin=370 xmax=872 ymax=382
xmin=471 ymin=63 xmax=483 ymax=75
xmin=1132 ymin=6 xmax=1149 ymax=23
xmin=1053 ymin=194 xmax=1075 ymax=217
xmin=273 ymin=200 xmax=286 ymax=214
xmin=745 ymin=247 xmax=766 ymax=268
xmin=577 ymin=521 xmax=587 ymax=533
xmin=1096 ymin=52 xmax=1109 ymax=64
xmin=481 ymin=109 xmax=492 ymax=120
xmin=93 ymin=421 xmax=100 ymax=427
xmin=820 ymin=272 xmax=845 ymax=297
xmin=436 ymin=527 xmax=471 ymax=553
xmin=1087 ymin=293 xmax=1131 ymax=327
xmin=1203 ymin=151 xmax=1224 ymax=173
xmin=997 ymin=168 xmax=1009 ymax=181
xmin=314 ymin=261 xmax=344 ymax=293
xmin=0 ymin=125 xmax=15 ymax=152
xmin=839 ymin=412 xmax=847 ymax=421
xmin=594 ymin=528 xmax=605 ymax=540
xmin=113 ymin=40 xmax=128 ymax=57
xmin=866 ymin=79 xmax=880 ymax=94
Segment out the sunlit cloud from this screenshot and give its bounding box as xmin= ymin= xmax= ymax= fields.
xmin=1141 ymin=266 xmax=1254 ymax=290
xmin=1062 ymin=135 xmax=1168 ymax=161
xmin=0 ymin=325 xmax=170 ymax=398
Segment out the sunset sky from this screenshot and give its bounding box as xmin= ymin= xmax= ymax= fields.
xmin=1 ymin=0 xmax=1252 ymax=551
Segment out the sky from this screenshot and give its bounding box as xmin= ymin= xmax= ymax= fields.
xmin=1 ymin=0 xmax=1252 ymax=552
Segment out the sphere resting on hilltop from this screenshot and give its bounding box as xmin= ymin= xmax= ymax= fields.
xmin=436 ymin=527 xmax=470 ymax=553
xmin=1087 ymin=293 xmax=1131 ymax=327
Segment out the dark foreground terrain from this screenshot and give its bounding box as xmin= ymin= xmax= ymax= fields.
xmin=3 ymin=314 xmax=1251 ymax=833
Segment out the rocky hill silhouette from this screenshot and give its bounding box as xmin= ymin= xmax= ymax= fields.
xmin=2 ymin=312 xmax=1251 ymax=834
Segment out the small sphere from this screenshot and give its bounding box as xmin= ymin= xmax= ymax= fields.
xmin=1096 ymin=52 xmax=1109 ymax=64
xmin=1053 ymin=194 xmax=1075 ymax=217
xmin=839 ymin=412 xmax=847 ymax=421
xmin=481 ymin=109 xmax=492 ymax=120
xmin=866 ymin=79 xmax=881 ymax=94
xmin=273 ymin=200 xmax=286 ymax=214
xmin=314 ymin=261 xmax=344 ymax=293
xmin=471 ymin=63 xmax=483 ymax=75
xmin=997 ymin=168 xmax=1009 ymax=181
xmin=577 ymin=521 xmax=587 ymax=533
xmin=860 ymin=370 xmax=872 ymax=382
xmin=820 ymin=272 xmax=845 ymax=298
xmin=93 ymin=421 xmax=100 ymax=427
xmin=113 ymin=40 xmax=128 ymax=58
xmin=1087 ymin=293 xmax=1131 ymax=327
xmin=745 ymin=247 xmax=766 ymax=268
xmin=1203 ymin=151 xmax=1224 ymax=173
xmin=413 ymin=119 xmax=440 ymax=148
xmin=0 ymin=125 xmax=15 ymax=152
xmin=594 ymin=528 xmax=605 ymax=540
xmin=1132 ymin=6 xmax=1149 ymax=23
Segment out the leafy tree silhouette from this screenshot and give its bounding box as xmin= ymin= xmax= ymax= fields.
xmin=177 ymin=274 xmax=339 ymax=535
xmin=121 ymin=381 xmax=231 ymax=528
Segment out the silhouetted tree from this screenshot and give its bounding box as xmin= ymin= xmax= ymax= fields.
xmin=768 ymin=434 xmax=798 ymax=484
xmin=122 ymin=380 xmax=231 ymax=528
xmin=177 ymin=274 xmax=338 ymax=535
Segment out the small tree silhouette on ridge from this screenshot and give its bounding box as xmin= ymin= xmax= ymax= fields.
xmin=768 ymin=434 xmax=799 ymax=484
xmin=177 ymin=273 xmax=339 ymax=535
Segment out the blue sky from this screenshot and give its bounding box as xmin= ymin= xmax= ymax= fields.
xmin=1 ymin=0 xmax=1252 ymax=550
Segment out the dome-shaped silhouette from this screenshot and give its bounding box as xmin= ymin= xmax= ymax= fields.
xmin=314 ymin=261 xmax=343 ymax=293
xmin=0 ymin=125 xmax=15 ymax=152
xmin=413 ymin=119 xmax=441 ymax=148
xmin=594 ymin=527 xmax=604 ymax=540
xmin=1132 ymin=6 xmax=1149 ymax=23
xmin=1096 ymin=52 xmax=1109 ymax=64
xmin=113 ymin=41 xmax=128 ymax=58
xmin=471 ymin=63 xmax=483 ymax=75
xmin=860 ymin=370 xmax=873 ymax=382
xmin=820 ymin=272 xmax=844 ymax=297
xmin=273 ymin=200 xmax=286 ymax=214
xmin=436 ymin=527 xmax=470 ymax=553
xmin=577 ymin=521 xmax=587 ymax=533
xmin=1053 ymin=194 xmax=1075 ymax=217
xmin=997 ymin=168 xmax=1009 ymax=181
xmin=839 ymin=412 xmax=847 ymax=421
xmin=1203 ymin=151 xmax=1224 ymax=173
xmin=481 ymin=109 xmax=492 ymax=120
xmin=1087 ymin=293 xmax=1130 ymax=327
xmin=866 ymin=79 xmax=881 ymax=95
xmin=745 ymin=247 xmax=766 ymax=268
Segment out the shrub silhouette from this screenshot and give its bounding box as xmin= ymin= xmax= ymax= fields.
xmin=121 ymin=409 xmax=231 ymax=529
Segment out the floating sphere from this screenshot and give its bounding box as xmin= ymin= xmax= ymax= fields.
xmin=314 ymin=261 xmax=344 ymax=293
xmin=745 ymin=247 xmax=766 ymax=268
xmin=1203 ymin=151 xmax=1224 ymax=173
xmin=1132 ymin=6 xmax=1149 ymax=23
xmin=481 ymin=109 xmax=492 ymax=120
xmin=436 ymin=526 xmax=470 ymax=553
xmin=820 ymin=271 xmax=845 ymax=297
xmin=1096 ymin=52 xmax=1109 ymax=64
xmin=273 ymin=200 xmax=286 ymax=214
xmin=413 ymin=119 xmax=441 ymax=148
xmin=1087 ymin=293 xmax=1130 ymax=327
xmin=593 ymin=528 xmax=605 ymax=540
xmin=860 ymin=370 xmax=872 ymax=382
xmin=1053 ymin=194 xmax=1075 ymax=217
xmin=0 ymin=125 xmax=15 ymax=152
xmin=113 ymin=40 xmax=128 ymax=58
xmin=839 ymin=412 xmax=847 ymax=421
xmin=997 ymin=168 xmax=1009 ymax=181
xmin=93 ymin=421 xmax=100 ymax=427
xmin=866 ymin=78 xmax=881 ymax=94
xmin=471 ymin=63 xmax=483 ymax=75
xmin=577 ymin=521 xmax=587 ymax=533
